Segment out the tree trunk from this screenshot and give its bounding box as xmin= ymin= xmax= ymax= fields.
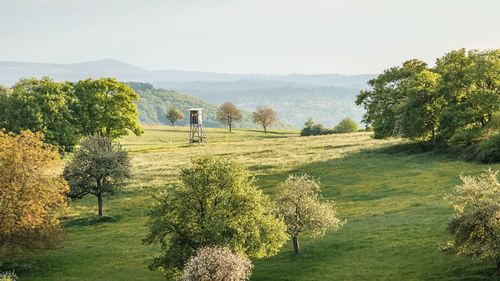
xmin=292 ymin=235 xmax=299 ymax=256
xmin=97 ymin=193 xmax=103 ymax=217
xmin=264 ymin=126 xmax=267 ymax=134
xmin=171 ymin=121 xmax=174 ymax=126
xmin=496 ymin=259 xmax=500 ymax=276
xmin=229 ymin=124 xmax=232 ymax=132
xmin=431 ymin=128 xmax=436 ymax=149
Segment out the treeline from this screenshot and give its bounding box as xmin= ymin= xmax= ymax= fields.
xmin=0 ymin=77 xmax=143 ymax=151
xmin=301 ymin=117 xmax=359 ymax=136
xmin=356 ymin=48 xmax=499 ymax=162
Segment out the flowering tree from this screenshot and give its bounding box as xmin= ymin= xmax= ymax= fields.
xmin=446 ymin=169 xmax=500 ymax=276
xmin=277 ymin=174 xmax=343 ymax=255
xmin=183 ymin=246 xmax=253 ymax=281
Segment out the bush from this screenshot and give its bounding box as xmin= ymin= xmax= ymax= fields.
xmin=0 ymin=272 xmax=18 ymax=281
xmin=449 ymin=127 xmax=483 ymax=147
xmin=475 ymin=134 xmax=500 ymax=163
xmin=183 ymin=246 xmax=253 ymax=281
xmin=332 ymin=118 xmax=359 ymax=134
xmin=300 ymin=118 xmax=332 ymax=136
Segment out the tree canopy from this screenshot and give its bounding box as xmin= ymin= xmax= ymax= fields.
xmin=144 ymin=156 xmax=287 ymax=278
xmin=72 ymin=78 xmax=143 ymax=138
xmin=332 ymin=118 xmax=359 ymax=134
xmin=64 ymin=136 xmax=130 ymax=217
xmin=166 ymin=107 xmax=185 ymax=126
xmin=217 ymin=102 xmax=242 ymax=132
xmin=356 ymin=49 xmax=499 ymax=152
xmin=0 ymin=130 xmax=69 ymax=258
xmin=252 ymin=106 xmax=278 ymax=133
xmin=445 ymin=169 xmax=500 ymax=276
xmin=277 ymin=174 xmax=343 ymax=255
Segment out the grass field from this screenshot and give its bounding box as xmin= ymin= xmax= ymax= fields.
xmin=12 ymin=126 xmax=500 ymax=281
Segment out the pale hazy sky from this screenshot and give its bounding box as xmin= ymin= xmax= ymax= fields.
xmin=1 ymin=0 xmax=499 ymax=74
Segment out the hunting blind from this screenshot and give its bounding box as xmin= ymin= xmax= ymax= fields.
xmin=189 ymin=108 xmax=207 ymax=144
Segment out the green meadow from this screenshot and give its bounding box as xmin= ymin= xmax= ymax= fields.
xmin=15 ymin=126 xmax=500 ymax=281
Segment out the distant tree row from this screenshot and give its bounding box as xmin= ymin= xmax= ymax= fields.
xmin=0 ymin=77 xmax=143 ymax=151
xmin=301 ymin=117 xmax=359 ymax=136
xmin=356 ymin=48 xmax=499 ymax=161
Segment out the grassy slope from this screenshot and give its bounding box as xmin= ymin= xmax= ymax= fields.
xmin=15 ymin=126 xmax=499 ymax=281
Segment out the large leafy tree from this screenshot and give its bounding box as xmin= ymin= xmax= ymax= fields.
xmin=356 ymin=59 xmax=428 ymax=139
xmin=0 ymin=77 xmax=80 ymax=151
xmin=64 ymin=136 xmax=130 ymax=217
xmin=0 ymin=130 xmax=69 ymax=258
xmin=333 ymin=118 xmax=359 ymax=134
xmin=436 ymin=49 xmax=500 ymax=142
xmin=398 ymin=69 xmax=442 ymax=146
xmin=217 ymin=102 xmax=242 ymax=132
xmin=277 ymin=174 xmax=343 ymax=255
xmin=72 ymin=78 xmax=143 ymax=138
xmin=144 ymin=156 xmax=287 ymax=279
xmin=445 ymin=169 xmax=500 ymax=276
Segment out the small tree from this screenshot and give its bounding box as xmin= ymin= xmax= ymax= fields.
xmin=445 ymin=169 xmax=500 ymax=276
xmin=183 ymin=246 xmax=253 ymax=281
xmin=217 ymin=102 xmax=242 ymax=132
xmin=0 ymin=130 xmax=69 ymax=258
xmin=277 ymin=174 xmax=343 ymax=255
xmin=144 ymin=156 xmax=287 ymax=278
xmin=252 ymin=106 xmax=278 ymax=133
xmin=333 ymin=118 xmax=359 ymax=134
xmin=64 ymin=136 xmax=130 ymax=217
xmin=166 ymin=107 xmax=185 ymax=126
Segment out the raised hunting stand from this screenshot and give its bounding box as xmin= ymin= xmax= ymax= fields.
xmin=189 ymin=108 xmax=207 ymax=144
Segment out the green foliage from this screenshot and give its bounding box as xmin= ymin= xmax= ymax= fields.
xmin=165 ymin=107 xmax=184 ymax=126
xmin=144 ymin=156 xmax=287 ymax=278
xmin=300 ymin=118 xmax=331 ymax=136
xmin=332 ymin=118 xmax=359 ymax=134
xmin=0 ymin=77 xmax=80 ymax=151
xmin=64 ymin=136 xmax=130 ymax=217
xmin=475 ymin=133 xmax=500 ymax=163
xmin=72 ymin=78 xmax=143 ymax=138
xmin=357 ymin=48 xmax=499 ymax=152
xmin=277 ymin=174 xmax=343 ymax=255
xmin=445 ymin=169 xmax=500 ymax=275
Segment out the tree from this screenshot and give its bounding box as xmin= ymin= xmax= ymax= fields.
xmin=166 ymin=107 xmax=185 ymax=126
xmin=252 ymin=106 xmax=278 ymax=133
xmin=356 ymin=59 xmax=428 ymax=139
xmin=436 ymin=49 xmax=500 ymax=142
xmin=64 ymin=136 xmax=130 ymax=217
xmin=445 ymin=169 xmax=500 ymax=276
xmin=144 ymin=156 xmax=287 ymax=278
xmin=332 ymin=118 xmax=359 ymax=134
xmin=0 ymin=130 xmax=69 ymax=258
xmin=182 ymin=246 xmax=253 ymax=281
xmin=277 ymin=174 xmax=343 ymax=255
xmin=217 ymin=102 xmax=242 ymax=132
xmin=0 ymin=77 xmax=80 ymax=151
xmin=72 ymin=78 xmax=143 ymax=138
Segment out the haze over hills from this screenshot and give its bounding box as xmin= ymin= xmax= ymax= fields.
xmin=0 ymin=59 xmax=375 ymax=127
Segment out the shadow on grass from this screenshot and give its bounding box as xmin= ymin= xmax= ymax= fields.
xmin=64 ymin=215 xmax=122 ymax=228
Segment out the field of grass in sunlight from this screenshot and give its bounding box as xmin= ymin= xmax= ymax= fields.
xmin=14 ymin=126 xmax=500 ymax=281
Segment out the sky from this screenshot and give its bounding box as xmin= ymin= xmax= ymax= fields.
xmin=0 ymin=0 xmax=499 ymax=74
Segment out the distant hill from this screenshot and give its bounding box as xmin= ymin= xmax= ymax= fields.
xmin=0 ymin=59 xmax=375 ymax=127
xmin=128 ymin=82 xmax=294 ymax=130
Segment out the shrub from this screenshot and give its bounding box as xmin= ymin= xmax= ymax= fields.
xmin=332 ymin=118 xmax=359 ymax=134
xmin=475 ymin=134 xmax=500 ymax=163
xmin=183 ymin=246 xmax=253 ymax=281
xmin=300 ymin=118 xmax=332 ymax=136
